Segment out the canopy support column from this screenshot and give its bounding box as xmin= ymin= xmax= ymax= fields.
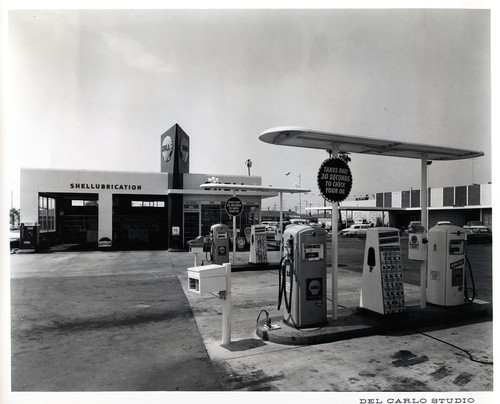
xmin=279 ymin=191 xmax=283 ymax=252
xmin=420 ymin=156 xmax=429 ymax=308
xmin=331 ymin=144 xmax=339 ymax=320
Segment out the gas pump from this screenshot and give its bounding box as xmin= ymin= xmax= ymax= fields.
xmin=20 ymin=222 xmax=39 ymax=250
xmin=209 ymin=224 xmax=230 ymax=265
xmin=249 ymin=225 xmax=267 ymax=264
xmin=278 ymin=225 xmax=327 ymax=327
xmin=426 ymin=225 xmax=467 ymax=306
xmin=408 ymin=224 xmax=428 ymax=261
xmin=359 ymin=228 xmax=406 ymax=315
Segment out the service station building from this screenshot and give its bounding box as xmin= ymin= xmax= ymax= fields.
xmin=19 ymin=124 xmax=270 ymax=250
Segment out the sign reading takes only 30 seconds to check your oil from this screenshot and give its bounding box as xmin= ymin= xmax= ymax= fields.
xmin=317 ymin=158 xmax=353 ymax=203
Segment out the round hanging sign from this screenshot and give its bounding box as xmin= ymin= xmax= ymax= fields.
xmin=225 ymin=196 xmax=243 ymax=216
xmin=317 ymin=158 xmax=353 ymax=203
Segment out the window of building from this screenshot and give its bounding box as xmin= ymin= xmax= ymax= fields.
xmin=71 ymin=200 xmax=98 ymax=206
xmin=131 ymin=200 xmax=165 ymax=208
xmin=39 ymin=195 xmax=56 ymax=232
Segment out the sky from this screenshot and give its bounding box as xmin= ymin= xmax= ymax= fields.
xmin=3 ymin=5 xmax=493 ymax=211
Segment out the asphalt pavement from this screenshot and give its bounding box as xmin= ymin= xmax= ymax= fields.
xmin=4 ymin=242 xmax=496 ymax=404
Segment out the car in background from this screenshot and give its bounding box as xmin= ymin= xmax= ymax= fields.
xmin=262 ymin=221 xmax=278 ymax=238
xmin=465 ymin=221 xmax=484 ymax=227
xmin=289 ymin=219 xmax=308 ymax=226
xmin=436 ymin=221 xmax=452 ymax=226
xmin=463 ymin=221 xmax=492 ymax=244
xmin=405 ymin=221 xmax=422 ymax=233
xmin=339 ymin=224 xmax=370 ymax=238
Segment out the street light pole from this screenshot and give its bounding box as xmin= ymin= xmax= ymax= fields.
xmin=285 ymin=172 xmax=301 ymax=216
xmin=245 ymin=159 xmax=252 ymax=176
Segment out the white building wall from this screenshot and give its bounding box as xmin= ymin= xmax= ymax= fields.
xmin=21 ymin=168 xmax=169 ymax=196
xmin=481 ymin=183 xmax=492 ymax=206
xmin=98 ymin=194 xmax=113 ymax=240
xmin=391 ymin=191 xmax=402 ymax=208
xmin=431 ymin=187 xmax=444 ymax=208
xmin=343 ymin=199 xmax=376 ymax=208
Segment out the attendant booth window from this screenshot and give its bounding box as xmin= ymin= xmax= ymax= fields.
xmin=183 ymin=202 xmax=200 ymax=247
xmin=192 ymin=201 xmax=261 ymax=243
xmin=201 ymin=202 xmax=222 ymax=236
xmin=221 ymin=201 xmax=260 ymax=235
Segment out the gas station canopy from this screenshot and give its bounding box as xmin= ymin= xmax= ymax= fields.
xmin=259 ymin=126 xmax=484 ymax=161
xmin=259 ymin=125 xmax=485 ymax=318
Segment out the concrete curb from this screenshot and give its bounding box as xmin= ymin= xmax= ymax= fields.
xmin=256 ymin=301 xmax=491 ymax=345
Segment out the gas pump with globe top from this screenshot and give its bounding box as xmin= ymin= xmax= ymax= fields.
xmin=278 ymin=224 xmax=327 ymax=327
xmin=210 ymin=224 xmax=230 ymax=265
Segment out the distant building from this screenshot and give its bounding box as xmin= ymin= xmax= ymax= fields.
xmin=261 ymin=210 xmax=301 ymax=222
xmin=306 ymin=184 xmax=492 ymax=229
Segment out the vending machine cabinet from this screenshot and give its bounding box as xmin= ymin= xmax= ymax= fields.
xmin=426 ymin=225 xmax=466 ymax=306
xmin=359 ymin=228 xmax=406 ymax=315
xmin=282 ymin=225 xmax=327 ymax=327
xmin=249 ymin=225 xmax=268 ymax=264
xmin=187 ymin=264 xmax=227 ymax=295
xmin=20 ymin=223 xmax=39 ymax=250
xmin=210 ymin=224 xmax=230 ymax=265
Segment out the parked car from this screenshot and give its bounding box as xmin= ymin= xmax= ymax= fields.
xmin=339 ymin=224 xmax=370 ymax=237
xmin=405 ymin=221 xmax=422 ymax=233
xmin=463 ymin=222 xmax=492 ymax=244
xmin=265 ymin=222 xmax=278 ymax=239
xmin=465 ymin=221 xmax=484 ymax=227
xmin=289 ymin=219 xmax=308 ymax=225
xmin=436 ymin=221 xmax=452 ymax=226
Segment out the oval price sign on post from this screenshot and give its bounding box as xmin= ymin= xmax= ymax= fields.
xmin=317 ymin=158 xmax=353 ymax=203
xmin=225 ymin=196 xmax=243 ymax=216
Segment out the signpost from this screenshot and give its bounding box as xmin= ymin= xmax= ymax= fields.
xmin=225 ymin=196 xmax=243 ymax=264
xmin=317 ymin=157 xmax=352 ymax=320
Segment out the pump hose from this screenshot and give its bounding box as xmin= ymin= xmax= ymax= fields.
xmin=464 ymin=254 xmax=477 ymax=303
xmin=284 ymin=259 xmax=294 ymax=313
xmin=277 ymin=256 xmax=287 ymax=310
xmin=277 ymin=255 xmax=293 ymax=313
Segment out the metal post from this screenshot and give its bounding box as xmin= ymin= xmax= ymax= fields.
xmin=279 ymin=191 xmax=283 ymax=252
xmin=232 ymin=191 xmax=236 ymax=265
xmin=298 ymin=173 xmax=302 ymax=216
xmin=420 ymin=156 xmax=428 ymax=308
xmin=222 ymin=263 xmax=232 ymax=345
xmin=232 ymin=215 xmax=236 ymax=265
xmin=331 ymin=144 xmax=339 ymax=320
